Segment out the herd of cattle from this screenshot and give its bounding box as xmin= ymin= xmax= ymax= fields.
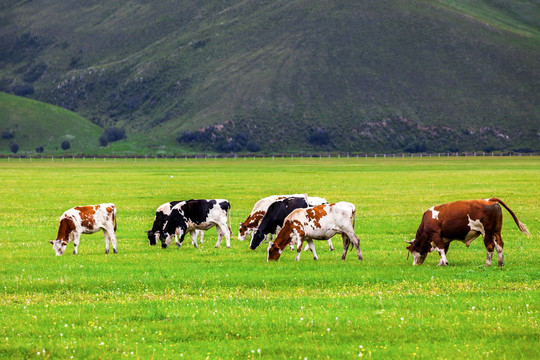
xmin=48 ymin=195 xmax=530 ymax=266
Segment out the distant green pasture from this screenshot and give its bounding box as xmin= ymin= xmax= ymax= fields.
xmin=0 ymin=157 xmax=538 ymax=359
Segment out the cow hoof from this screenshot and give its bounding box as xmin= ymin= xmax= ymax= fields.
xmin=438 ymin=261 xmax=449 ymax=266
xmin=226 ymin=245 xmax=230 ymax=249
xmin=113 ymin=249 xmax=118 ymax=254
xmin=215 ymin=245 xmax=219 ymax=248
xmin=105 ymin=251 xmax=109 ymax=255
xmin=498 ymin=262 xmax=504 ymax=267
xmin=329 ymin=247 xmax=334 ymax=251
xmin=358 ymin=255 xmax=363 ymax=261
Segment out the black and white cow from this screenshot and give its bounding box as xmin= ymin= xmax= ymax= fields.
xmin=160 ymin=199 xmax=232 ymax=249
xmin=146 ymin=201 xmax=203 ymax=247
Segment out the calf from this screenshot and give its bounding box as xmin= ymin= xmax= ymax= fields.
xmin=267 ymin=202 xmax=362 ymax=261
xmin=160 ymin=199 xmax=232 ymax=249
xmin=238 ymin=194 xmax=320 ymax=241
xmin=49 ymin=203 xmax=117 ymax=255
xmin=249 ymin=197 xmax=309 ymax=250
xmin=406 ymin=198 xmax=530 ymax=266
xmin=146 ymin=201 xmax=203 ymax=247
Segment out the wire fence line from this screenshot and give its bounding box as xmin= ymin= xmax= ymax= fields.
xmin=3 ymin=151 xmax=537 ymax=162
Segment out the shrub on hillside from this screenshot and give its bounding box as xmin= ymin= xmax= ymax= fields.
xmin=10 ymin=83 xmax=34 ymax=96
xmin=10 ymin=143 xmax=19 ymax=154
xmin=23 ymin=62 xmax=48 ymax=83
xmin=405 ymin=142 xmax=427 ymax=153
xmin=1 ymin=130 xmax=15 ymax=140
xmin=308 ymin=128 xmax=331 ymax=146
xmin=35 ymin=146 xmax=44 ymax=153
xmin=99 ymin=134 xmax=109 ymax=147
xmin=61 ymin=140 xmax=71 ymax=150
xmin=104 ymin=127 xmax=126 ymax=142
xmin=246 ymin=141 xmax=261 ymax=152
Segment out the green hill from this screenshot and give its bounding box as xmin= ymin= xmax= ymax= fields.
xmin=0 ymin=0 xmax=538 ymax=154
xmin=0 ymin=92 xmax=103 ymax=155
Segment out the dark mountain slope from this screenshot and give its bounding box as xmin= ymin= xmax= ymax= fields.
xmin=1 ymin=0 xmax=538 ymax=154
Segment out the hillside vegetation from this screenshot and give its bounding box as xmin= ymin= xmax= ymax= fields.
xmin=0 ymin=0 xmax=538 ymax=154
xmin=0 ymin=92 xmax=103 ymax=155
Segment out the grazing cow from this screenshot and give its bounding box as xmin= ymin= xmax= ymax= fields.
xmin=160 ymin=199 xmax=232 ymax=249
xmin=267 ymin=202 xmax=362 ymax=261
xmin=49 ymin=203 xmax=117 ymax=256
xmin=406 ymin=198 xmax=530 ymax=266
xmin=249 ymin=197 xmax=309 ymax=250
xmin=238 ymin=194 xmax=318 ymax=241
xmin=146 ymin=201 xmax=203 ymax=247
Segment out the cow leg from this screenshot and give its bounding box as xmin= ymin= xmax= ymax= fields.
xmin=73 ymin=235 xmax=80 ymax=255
xmin=444 ymin=242 xmax=450 ymax=255
xmin=295 ymin=239 xmax=304 ymax=261
xmin=483 ymin=232 xmax=496 ymax=266
xmin=176 ymin=233 xmax=187 ymax=249
xmin=215 ymin=223 xmax=231 ymax=248
xmin=199 ymin=230 xmax=204 ymax=244
xmin=306 ymin=240 xmax=318 ymax=260
xmin=494 ymin=232 xmax=504 ymax=266
xmin=110 ymin=229 xmax=118 ymax=254
xmin=340 ymin=234 xmax=350 ymax=260
xmin=189 ymin=231 xmax=199 ymax=248
xmin=220 ymin=224 xmax=231 ymax=248
xmin=328 ymin=238 xmax=334 ymax=251
xmin=103 ymin=230 xmax=111 ymax=255
xmin=431 ymin=235 xmax=449 ymax=266
xmin=344 ymin=230 xmax=363 ymax=261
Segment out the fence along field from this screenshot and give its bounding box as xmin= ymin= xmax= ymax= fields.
xmin=0 ymin=157 xmax=538 ymax=359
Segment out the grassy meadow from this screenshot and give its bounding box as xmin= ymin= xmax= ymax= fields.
xmin=0 ymin=156 xmax=538 ymax=359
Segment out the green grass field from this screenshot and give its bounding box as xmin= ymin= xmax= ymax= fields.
xmin=0 ymin=157 xmax=538 ymax=359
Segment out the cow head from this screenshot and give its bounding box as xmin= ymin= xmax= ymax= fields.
xmin=146 ymin=230 xmax=159 ymax=246
xmin=267 ymin=241 xmax=283 ymax=261
xmin=249 ymin=229 xmax=265 ymax=250
xmin=160 ymin=216 xmax=187 ymax=249
xmin=238 ymin=222 xmax=248 ymax=241
xmin=49 ymin=240 xmax=68 ymax=256
xmin=405 ymin=239 xmax=431 ymax=265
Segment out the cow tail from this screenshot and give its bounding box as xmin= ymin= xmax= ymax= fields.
xmin=490 ymin=198 xmax=530 ymax=236
xmin=227 ymin=202 xmax=233 ymax=238
xmin=113 ymin=207 xmax=117 ymax=231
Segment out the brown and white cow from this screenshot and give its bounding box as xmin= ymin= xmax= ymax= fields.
xmin=49 ymin=203 xmax=117 ymax=256
xmin=406 ymin=198 xmax=530 ymax=266
xmin=267 ymin=202 xmax=363 ymax=262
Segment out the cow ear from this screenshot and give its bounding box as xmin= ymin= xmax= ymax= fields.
xmin=405 ymin=239 xmax=414 ymax=244
xmin=48 ymin=240 xmax=54 ymax=244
